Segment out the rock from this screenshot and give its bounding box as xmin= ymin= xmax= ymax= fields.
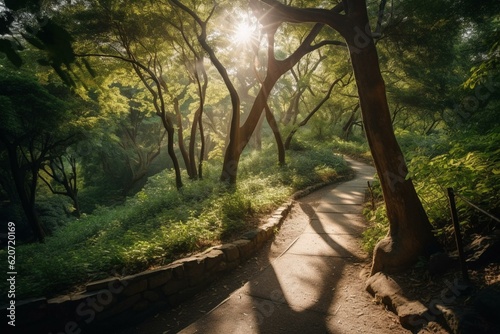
xmin=232 ymin=239 xmax=255 ymax=260
xmin=366 ymin=272 xmax=428 ymax=329
xmin=214 ymin=243 xmax=239 ymax=262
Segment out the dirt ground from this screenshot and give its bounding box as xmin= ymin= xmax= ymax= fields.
xmin=391 ymin=260 xmax=500 ymax=334
xmin=121 ymin=203 xmax=413 ymax=334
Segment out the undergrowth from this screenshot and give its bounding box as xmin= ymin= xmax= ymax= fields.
xmin=0 ymin=142 xmax=349 ymax=301
xmin=362 ymin=129 xmax=500 ymax=254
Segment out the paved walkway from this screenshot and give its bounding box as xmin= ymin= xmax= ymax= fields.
xmin=122 ymin=159 xmax=410 ymax=334
xmin=128 ymin=159 xmax=410 ymax=333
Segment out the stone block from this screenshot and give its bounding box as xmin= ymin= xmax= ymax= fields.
xmin=70 ymin=291 xmax=101 ymax=303
xmin=97 ymin=294 xmax=141 ymax=320
xmin=203 ymin=249 xmax=225 ymax=271
xmin=277 ymin=202 xmax=292 ymax=216
xmin=366 ymin=272 xmax=403 ymax=298
xmin=48 ymin=295 xmax=71 ymax=305
xmin=143 ymin=290 xmax=161 ymax=303
xmin=266 ymin=217 xmax=281 ymax=227
xmin=241 ymin=229 xmax=259 ymax=242
xmin=86 ymin=277 xmax=120 ymax=292
xmin=181 ymin=256 xmax=206 ymax=279
xmin=225 ymin=261 xmax=239 ymax=271
xmin=256 ymin=228 xmax=267 ymax=245
xmin=396 ymin=299 xmax=429 ymax=329
xmin=47 ymin=296 xmax=72 ymax=319
xmin=261 ymin=223 xmax=276 ymax=238
xmin=162 ymin=279 xmax=189 ymax=296
xmin=214 ymin=244 xmax=239 ymax=262
xmin=213 ymin=260 xmax=227 ymax=273
xmin=120 ymin=276 xmax=148 ymax=297
xmin=232 ymin=239 xmax=255 ymax=260
xmin=167 ymin=263 xmax=185 ymax=279
xmin=148 ymin=267 xmax=173 ymax=289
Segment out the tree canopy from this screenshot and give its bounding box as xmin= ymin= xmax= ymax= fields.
xmin=0 ymin=0 xmax=498 ymax=279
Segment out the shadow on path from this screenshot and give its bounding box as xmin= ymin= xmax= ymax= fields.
xmin=124 ymin=159 xmax=409 ymax=333
xmin=178 ymin=159 xmax=380 ymax=333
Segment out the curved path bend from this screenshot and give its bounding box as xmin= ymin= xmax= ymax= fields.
xmin=125 ymin=158 xmax=411 ymax=334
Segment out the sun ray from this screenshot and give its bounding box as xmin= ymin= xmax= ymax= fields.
xmin=233 ymin=22 xmax=255 ymax=44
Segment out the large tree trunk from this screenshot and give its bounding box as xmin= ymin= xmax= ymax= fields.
xmin=259 ymin=0 xmax=439 ymax=274
xmin=344 ymin=1 xmax=439 ymax=274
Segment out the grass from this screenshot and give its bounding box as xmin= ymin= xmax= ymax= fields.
xmin=0 ymin=142 xmax=349 ymax=301
xmin=329 ymin=137 xmax=372 ymax=163
xmin=361 ymin=129 xmax=500 ymax=254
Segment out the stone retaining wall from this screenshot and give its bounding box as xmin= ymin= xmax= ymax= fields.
xmin=2 ymin=202 xmax=292 ymax=334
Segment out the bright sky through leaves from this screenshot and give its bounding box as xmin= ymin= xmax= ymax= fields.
xmin=233 ymin=21 xmax=255 ymax=44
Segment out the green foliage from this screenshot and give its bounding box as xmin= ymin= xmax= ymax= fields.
xmin=0 ymin=143 xmax=349 ymax=301
xmin=329 ymin=137 xmax=372 ymax=163
xmin=362 ymin=206 xmax=388 ymax=253
xmin=409 ymin=130 xmax=500 ymax=242
xmin=35 ymin=195 xmax=75 ymax=233
xmin=362 ymin=129 xmax=500 ymax=253
xmin=239 ymin=142 xmax=349 ymax=190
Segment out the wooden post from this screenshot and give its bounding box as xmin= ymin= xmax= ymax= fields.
xmin=447 ymin=187 xmax=469 ymax=282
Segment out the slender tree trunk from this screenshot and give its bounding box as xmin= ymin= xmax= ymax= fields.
xmin=166 ymin=125 xmax=183 ymax=189
xmin=342 ymin=104 xmax=359 ymax=140
xmin=284 ymin=76 xmax=343 ymax=149
xmin=188 ymin=107 xmax=201 ymax=179
xmin=158 ymin=114 xmax=183 ymax=189
xmin=281 ymin=90 xmax=301 ymax=126
xmin=6 ymin=145 xmax=45 ymax=242
xmin=252 ymin=113 xmax=265 ymax=150
xmin=198 ymin=113 xmax=205 ymax=179
xmin=220 ymin=16 xmax=342 ymax=183
xmin=174 ymin=97 xmax=196 ymax=179
xmin=264 ymin=105 xmax=286 ymax=165
xmin=72 ymin=194 xmax=81 ymax=218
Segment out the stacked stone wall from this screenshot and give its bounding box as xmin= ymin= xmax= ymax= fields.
xmin=2 ymin=202 xmax=292 ymax=334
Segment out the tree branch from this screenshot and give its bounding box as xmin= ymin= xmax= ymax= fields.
xmin=255 ymin=0 xmax=351 ymax=38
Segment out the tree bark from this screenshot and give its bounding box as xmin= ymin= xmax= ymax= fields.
xmin=40 ymin=155 xmax=81 ymax=217
xmin=174 ymin=97 xmax=196 ymax=179
xmin=348 ymin=38 xmax=438 ymax=274
xmin=259 ymin=0 xmax=439 ymax=274
xmin=6 ymin=144 xmax=46 ymax=242
xmin=341 ymin=104 xmax=359 ymax=140
xmin=284 ymin=75 xmax=344 ymax=149
xmin=264 ymin=104 xmax=286 ymax=165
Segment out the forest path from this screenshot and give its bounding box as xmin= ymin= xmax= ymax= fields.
xmin=123 ymin=158 xmax=411 ymax=334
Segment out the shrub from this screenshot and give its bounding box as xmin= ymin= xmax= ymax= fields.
xmin=0 ymin=141 xmax=350 ymax=301
xmin=362 ymin=129 xmax=500 ymax=253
